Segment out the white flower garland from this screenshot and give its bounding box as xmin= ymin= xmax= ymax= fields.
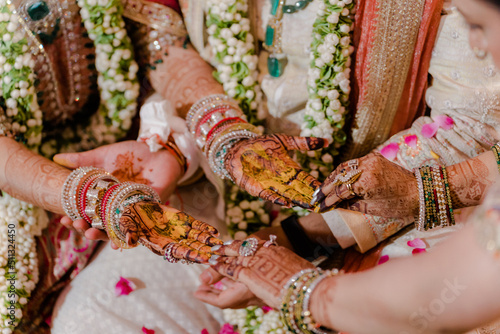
xmin=206 ymin=0 xmax=264 ymax=124
xmin=209 ymin=0 xmax=356 ymax=331
xmin=0 ymin=193 xmax=48 ymax=332
xmin=0 ymin=0 xmax=139 ymax=329
xmin=0 ymin=1 xmax=43 ymax=150
xmin=223 ymin=307 xmax=291 ymax=334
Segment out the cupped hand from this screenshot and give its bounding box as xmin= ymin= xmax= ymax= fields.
xmin=210 ymin=240 xmax=315 ymax=308
xmin=195 ymin=267 xmax=263 ymax=309
xmin=54 ymin=140 xmax=183 ymax=202
xmin=311 ymin=152 xmax=419 ymax=217
xmin=119 ymin=201 xmax=222 ymax=263
xmin=224 ymin=134 xmax=327 ymax=209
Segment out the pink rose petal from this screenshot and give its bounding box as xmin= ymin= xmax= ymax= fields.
xmin=380 ymin=143 xmax=399 ymax=161
xmin=262 ymin=306 xmax=273 ymax=314
xmin=404 ymin=135 xmax=418 ymax=149
xmin=407 ymin=238 xmax=426 ymax=249
xmin=219 ymin=323 xmax=239 ymax=334
xmin=142 ymin=327 xmax=155 ymax=334
xmin=213 ymin=281 xmax=226 ymax=291
xmin=421 ymin=122 xmax=439 ymax=138
xmin=115 ymin=276 xmax=136 ymax=297
xmin=201 ymin=330 xmax=209 ymax=334
xmin=378 ymin=255 xmax=389 ymax=265
xmin=434 ymin=115 xmax=454 ymax=130
xmin=412 ymin=248 xmax=427 ymax=255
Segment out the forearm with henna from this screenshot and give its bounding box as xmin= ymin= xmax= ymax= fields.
xmin=0 ymin=137 xmax=69 ymax=214
xmin=447 ymin=151 xmax=498 ymax=209
xmin=148 ymin=45 xmax=225 ymax=118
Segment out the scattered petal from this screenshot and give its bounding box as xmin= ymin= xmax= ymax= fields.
xmin=378 ymin=255 xmax=389 ymax=265
xmin=421 ymin=122 xmax=439 ymax=138
xmin=115 ymin=276 xmax=136 ymax=297
xmin=434 ymin=115 xmax=454 ymax=130
xmin=404 ymin=135 xmax=418 ymax=149
xmin=412 ymin=248 xmax=427 ymax=255
xmin=262 ymin=306 xmax=273 ymax=313
xmin=380 ymin=143 xmax=399 ymax=161
xmin=142 ymin=327 xmax=155 ymax=334
xmin=213 ymin=281 xmax=226 ymax=291
xmin=219 ymin=323 xmax=239 ymax=334
xmin=201 ymin=330 xmax=209 ymax=334
xmin=407 ymin=238 xmax=426 ymax=249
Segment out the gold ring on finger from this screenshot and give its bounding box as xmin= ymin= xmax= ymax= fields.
xmin=346 ymin=182 xmax=356 ymax=197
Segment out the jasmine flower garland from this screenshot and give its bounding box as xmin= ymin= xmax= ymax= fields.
xmin=0 ymin=0 xmax=43 ymax=150
xmin=296 ymin=0 xmax=355 ymax=180
xmin=0 ymin=194 xmax=48 ymax=332
xmin=222 ymin=307 xmax=290 ymax=334
xmin=206 ymin=0 xmax=264 ymax=124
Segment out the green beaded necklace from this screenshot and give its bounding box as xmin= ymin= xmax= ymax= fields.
xmin=264 ymin=0 xmax=313 ymax=77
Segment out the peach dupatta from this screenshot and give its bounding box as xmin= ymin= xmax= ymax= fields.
xmin=343 ymin=0 xmax=445 ymax=160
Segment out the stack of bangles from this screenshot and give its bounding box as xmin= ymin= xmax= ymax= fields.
xmin=414 ymin=165 xmax=455 ymax=231
xmin=61 ymin=167 xmax=161 ymax=248
xmin=280 ymin=268 xmax=340 ymax=334
xmin=186 ymin=94 xmax=260 ymax=181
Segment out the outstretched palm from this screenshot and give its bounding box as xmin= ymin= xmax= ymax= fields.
xmin=224 ymin=134 xmax=327 ymax=209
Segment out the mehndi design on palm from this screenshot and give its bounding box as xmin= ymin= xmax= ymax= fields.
xmin=224 ymin=134 xmax=327 ymax=209
xmin=118 ymin=202 xmax=222 ymax=263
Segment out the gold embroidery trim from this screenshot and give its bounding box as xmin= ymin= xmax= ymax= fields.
xmin=343 ymin=0 xmax=426 ymax=159
xmin=122 ymin=0 xmax=187 ymax=37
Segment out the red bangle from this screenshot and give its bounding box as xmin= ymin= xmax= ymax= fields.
xmin=195 ymin=105 xmax=233 ymax=137
xmin=205 ymin=117 xmax=245 ymax=145
xmin=100 ymin=183 xmax=121 ymax=225
xmin=79 ymin=175 xmax=101 ymax=224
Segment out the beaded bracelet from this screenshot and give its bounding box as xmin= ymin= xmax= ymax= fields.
xmin=302 ymin=269 xmax=340 ymax=334
xmin=280 ymin=269 xmax=319 ymax=332
xmin=415 ymin=165 xmax=455 ymax=231
xmin=414 ymin=167 xmax=426 ymax=231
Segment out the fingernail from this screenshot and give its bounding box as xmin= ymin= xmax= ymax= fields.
xmin=223 ymin=240 xmax=234 ymax=246
xmin=211 ymin=245 xmax=221 ymax=252
xmin=208 ymin=255 xmax=220 ymax=266
xmin=201 ymin=270 xmax=214 ymax=284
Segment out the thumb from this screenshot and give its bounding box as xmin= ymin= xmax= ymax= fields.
xmin=274 ymin=134 xmax=328 ymax=151
xmin=53 ymin=148 xmax=106 ymax=169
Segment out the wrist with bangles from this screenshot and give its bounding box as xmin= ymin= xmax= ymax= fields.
xmin=187 ymin=94 xmax=261 ymax=181
xmin=280 ymin=268 xmax=340 ymax=333
xmin=61 ymin=167 xmax=161 ymax=249
xmin=414 ymin=165 xmax=455 ymax=231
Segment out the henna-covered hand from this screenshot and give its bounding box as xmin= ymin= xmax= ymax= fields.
xmin=119 ymin=202 xmax=222 ymax=263
xmin=210 ymin=240 xmax=314 ymax=309
xmin=225 ymin=134 xmax=327 ymax=209
xmin=54 ymin=140 xmax=183 ymax=202
xmin=312 ymin=152 xmax=419 ymax=218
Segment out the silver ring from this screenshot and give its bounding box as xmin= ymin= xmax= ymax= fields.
xmin=163 ymin=243 xmax=179 ymax=263
xmin=263 ymin=235 xmax=277 ymax=248
xmin=239 ymin=237 xmax=259 ymax=256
